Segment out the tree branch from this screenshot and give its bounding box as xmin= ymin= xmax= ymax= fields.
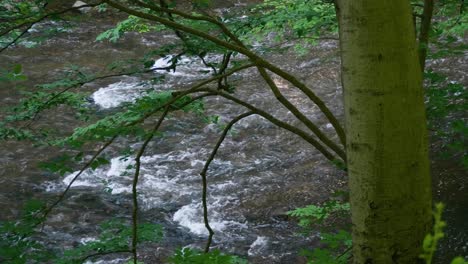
xmin=123 ymin=63 xmax=255 ymax=127
xmin=257 ymin=67 xmax=346 ymax=160
xmin=200 ymin=111 xmax=254 ymax=252
xmin=198 ymin=88 xmax=342 ymax=164
xmin=131 ymin=106 xmax=171 ymax=263
xmin=105 ymin=0 xmax=346 ymax=147
xmin=17 ymin=56 xmax=220 ymax=129
xmin=40 ymin=135 xmax=117 ymax=223
xmin=0 ymin=23 xmax=34 ymax=53
xmin=418 ymin=0 xmax=434 ymax=72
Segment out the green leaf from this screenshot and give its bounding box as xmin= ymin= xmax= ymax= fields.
xmin=321 ymin=230 xmax=352 ymax=249
xmin=13 ymin=64 xmax=22 ymax=74
xmin=169 ymin=248 xmax=245 ymax=264
xmin=451 ymin=257 xmax=468 ymax=264
xmin=90 ymin=157 xmax=110 ymax=170
xmin=144 ymin=59 xmax=155 ymax=68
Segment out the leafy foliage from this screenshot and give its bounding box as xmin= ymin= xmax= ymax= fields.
xmin=0 ymin=200 xmax=51 ymax=264
xmin=169 ymin=248 xmax=247 ymax=264
xmin=420 ymin=203 xmax=467 ymax=264
xmin=431 ymin=0 xmax=468 ymax=37
xmin=96 ymin=15 xmax=165 ymax=43
xmin=288 ymin=198 xmax=351 ymax=264
xmin=0 ymin=64 xmax=28 ymax=82
xmin=55 ymin=220 xmax=162 ymax=264
xmin=243 ymin=0 xmax=337 ymax=47
xmin=5 ymin=90 xmax=89 ymax=122
xmin=0 ymin=0 xmax=76 ymax=50
xmin=0 ymin=200 xmax=163 ymax=264
xmin=425 ymin=70 xmax=467 ymax=168
xmin=287 ymin=200 xmax=350 ymax=228
xmin=54 ymin=90 xmax=204 ymax=148
xmin=421 ymin=0 xmax=468 ymax=59
xmin=0 ymin=125 xmax=35 ymax=141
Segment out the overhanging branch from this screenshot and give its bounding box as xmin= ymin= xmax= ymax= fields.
xmin=104 ymin=0 xmax=346 ymax=147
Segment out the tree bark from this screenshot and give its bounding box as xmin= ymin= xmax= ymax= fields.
xmin=418 ymin=0 xmax=434 ymax=72
xmin=336 ymin=1 xmax=433 ymax=263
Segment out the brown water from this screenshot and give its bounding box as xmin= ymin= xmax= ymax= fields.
xmin=0 ymin=3 xmax=466 ymax=263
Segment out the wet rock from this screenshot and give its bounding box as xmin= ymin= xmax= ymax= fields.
xmin=72 ymin=1 xmax=92 ymax=13
xmin=239 ymin=183 xmax=323 ymax=223
xmin=45 ymin=0 xmax=78 ymax=11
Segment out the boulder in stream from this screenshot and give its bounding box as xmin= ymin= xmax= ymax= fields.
xmin=72 ymin=1 xmax=92 ymax=13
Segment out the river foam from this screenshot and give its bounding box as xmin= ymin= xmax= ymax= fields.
xmin=91 ymin=54 xmax=221 ymax=109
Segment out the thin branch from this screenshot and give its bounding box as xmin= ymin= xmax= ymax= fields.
xmin=0 ymin=23 xmax=34 ymax=53
xmin=217 ymin=52 xmax=232 ymax=90
xmin=135 ymin=0 xmax=246 ymax=48
xmin=197 ymin=88 xmax=341 ymax=163
xmin=336 ymin=246 xmax=352 ymax=260
xmin=155 ymin=0 xmax=220 ymax=76
xmin=39 ymin=92 xmax=214 ymax=232
xmin=200 ymin=111 xmax=254 ymax=252
xmin=134 ymin=0 xmax=223 ymax=26
xmin=124 ymin=63 xmax=255 ymax=127
xmin=257 ymin=67 xmax=346 ymax=160
xmin=19 ymin=59 xmax=192 ymax=129
xmin=131 ymin=106 xmax=170 ymax=263
xmin=40 ymin=135 xmax=117 ymax=222
xmin=130 ymin=92 xmax=217 ymax=262
xmin=199 ymin=54 xmax=219 ymax=75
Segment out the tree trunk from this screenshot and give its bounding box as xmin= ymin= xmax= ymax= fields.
xmin=418 ymin=0 xmax=434 ymax=72
xmin=336 ymin=1 xmax=433 ymax=263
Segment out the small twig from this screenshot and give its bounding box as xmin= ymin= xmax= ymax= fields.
xmin=19 ymin=64 xmax=182 ymax=129
xmin=155 ymin=0 xmax=220 ymax=75
xmin=200 ymin=111 xmax=254 ymax=252
xmin=123 ymin=63 xmax=254 ymax=128
xmin=0 ymin=23 xmax=34 ymax=53
xmin=199 ymin=54 xmax=219 ymax=75
xmin=217 ymin=52 xmax=232 ymax=89
xmin=131 ymin=106 xmax=170 ymax=263
xmin=40 ymin=135 xmax=117 ymax=224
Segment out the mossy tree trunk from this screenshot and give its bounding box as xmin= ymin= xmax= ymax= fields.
xmin=336 ymin=1 xmax=433 ymax=263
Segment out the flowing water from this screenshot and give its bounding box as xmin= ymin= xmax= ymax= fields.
xmin=0 ymin=3 xmax=466 ymax=263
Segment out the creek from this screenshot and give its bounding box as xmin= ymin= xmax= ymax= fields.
xmin=0 ymin=2 xmax=466 ymax=263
